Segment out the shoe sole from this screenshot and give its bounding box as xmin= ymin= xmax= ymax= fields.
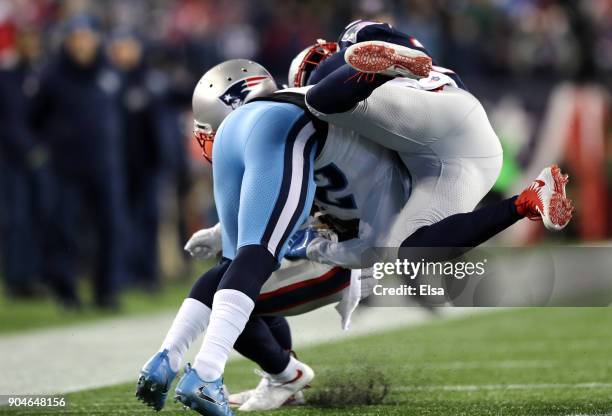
xmin=229 ymin=399 xmax=244 ymax=408
xmin=136 ymin=374 xmax=167 ymax=411
xmin=175 ymin=390 xmax=234 ymax=415
xmin=229 ymin=394 xmax=303 ymax=409
xmin=174 ymin=392 xmax=203 ymax=413
xmin=285 ymin=390 xmax=306 ymax=406
xmin=344 ymin=41 xmax=432 ymax=78
xmin=541 ymin=165 xmax=573 ymax=231
xmin=229 ymin=390 xmax=305 ymax=408
xmin=229 ymin=394 xmax=250 ymax=408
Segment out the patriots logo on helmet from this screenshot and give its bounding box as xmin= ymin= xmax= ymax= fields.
xmin=218 ymin=76 xmax=269 ymax=109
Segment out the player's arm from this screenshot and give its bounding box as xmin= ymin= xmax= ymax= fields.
xmin=184 ymin=223 xmax=222 ymax=260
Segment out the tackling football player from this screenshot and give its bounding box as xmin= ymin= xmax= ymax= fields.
xmin=189 ymin=25 xmax=573 ymax=409
xmin=134 ymin=53 xmax=425 ymax=415
xmin=299 ymin=21 xmax=573 ymax=264
xmin=136 ymin=24 xmax=572 ymax=414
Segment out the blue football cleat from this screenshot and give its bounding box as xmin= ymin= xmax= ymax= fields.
xmin=136 ymin=349 xmax=178 ymax=411
xmin=174 ymin=364 xmax=233 ymax=416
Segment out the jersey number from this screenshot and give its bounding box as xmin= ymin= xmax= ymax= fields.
xmin=314 ymin=163 xmax=357 ymax=210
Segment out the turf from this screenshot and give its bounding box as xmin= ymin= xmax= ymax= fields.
xmin=4 ymin=308 xmax=612 ymax=415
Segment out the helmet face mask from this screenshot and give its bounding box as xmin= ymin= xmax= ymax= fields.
xmin=288 ymin=39 xmax=339 ymax=87
xmin=193 ymin=121 xmax=215 ymax=163
xmin=192 ymin=59 xmax=277 ymax=163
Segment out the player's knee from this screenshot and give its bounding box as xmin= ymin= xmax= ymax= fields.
xmin=217 ymin=244 xmax=278 ymax=301
xmin=188 ymin=258 xmax=231 ymax=307
xmin=305 ymin=85 xmax=330 ymax=114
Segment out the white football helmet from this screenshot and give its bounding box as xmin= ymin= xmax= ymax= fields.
xmin=287 ymin=39 xmax=339 ymax=88
xmin=192 ymin=59 xmax=277 ymax=162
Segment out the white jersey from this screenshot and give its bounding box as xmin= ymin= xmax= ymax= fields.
xmin=273 ymin=87 xmax=415 ymax=269
xmin=305 ymin=75 xmax=503 ymax=248
xmin=310 ymin=110 xmax=412 ymax=269
xmin=313 ymin=124 xmax=409 ymax=221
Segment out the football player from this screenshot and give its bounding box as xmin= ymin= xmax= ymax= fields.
xmin=135 ymin=57 xmax=425 ymax=416
xmin=136 ymin=24 xmax=572 ymax=414
xmin=184 ymin=24 xmax=573 ymax=410
xmin=298 ymin=21 xmax=572 ymax=264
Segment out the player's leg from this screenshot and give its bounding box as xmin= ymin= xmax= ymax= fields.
xmin=233 ymin=320 xmax=311 ymax=412
xmin=191 ymin=106 xmax=318 ymax=376
xmin=372 ymin=154 xmax=500 ymax=267
xmin=306 ymin=37 xmax=432 ymax=113
xmin=136 ymin=111 xmax=245 ymax=412
xmin=307 ymin=52 xmax=497 ymax=163
xmin=393 ymin=158 xmax=572 ymax=265
xmin=262 ymin=316 xmax=292 ymax=351
xmin=141 ymin=263 xmax=302 ymax=411
xmin=230 ymin=261 xmax=346 ymax=409
xmin=231 ymin=261 xmax=349 ymax=411
xmin=307 ymin=56 xmax=393 ymax=114
xmin=177 ymin=104 xmax=320 ymax=414
xmin=401 ymin=164 xmax=573 ymax=253
xmin=229 ymin=259 xmax=351 ymax=409
xmin=135 ymin=259 xmax=230 ymax=411
xmin=231 ymin=316 xmax=311 ymax=411
xmin=336 ymin=21 xmax=467 ymax=89
xmin=169 ymin=260 xmax=232 ymax=367
xmin=401 ymin=197 xmax=521 ymax=254
xmin=306 ymin=42 xmax=432 ymax=117
xmin=307 ymin=69 xmax=479 ymax=156
xmin=231 ymin=263 xmax=353 ymax=411
xmin=229 ymin=316 xmax=292 ymax=408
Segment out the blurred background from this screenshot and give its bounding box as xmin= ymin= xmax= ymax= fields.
xmin=0 ymin=0 xmax=610 ymax=316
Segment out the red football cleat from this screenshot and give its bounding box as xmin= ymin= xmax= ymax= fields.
xmin=343 ymin=40 xmax=432 ymax=79
xmin=515 ymin=165 xmax=574 ymax=231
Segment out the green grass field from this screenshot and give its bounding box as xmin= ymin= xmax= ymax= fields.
xmin=4 ymin=308 xmax=612 ymax=415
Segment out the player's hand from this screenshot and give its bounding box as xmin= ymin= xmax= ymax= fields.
xmin=184 ymin=223 xmax=222 ymax=260
xmin=285 ymin=227 xmax=337 ymax=260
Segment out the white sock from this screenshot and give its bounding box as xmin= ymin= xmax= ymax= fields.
xmin=271 ymin=356 xmax=301 ymax=383
xmin=160 ymin=298 xmax=211 ymax=372
xmin=193 ymin=289 xmax=254 ymax=381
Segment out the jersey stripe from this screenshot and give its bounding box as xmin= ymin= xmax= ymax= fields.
xmin=265 ymin=121 xmax=316 ymax=256
xmin=273 ymin=131 xmax=318 ymax=258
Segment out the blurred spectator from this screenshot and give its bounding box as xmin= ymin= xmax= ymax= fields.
xmin=0 ymin=13 xmax=48 ymax=298
xmin=108 ymin=29 xmax=166 ymax=291
xmin=29 ymin=14 xmax=125 ymax=309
